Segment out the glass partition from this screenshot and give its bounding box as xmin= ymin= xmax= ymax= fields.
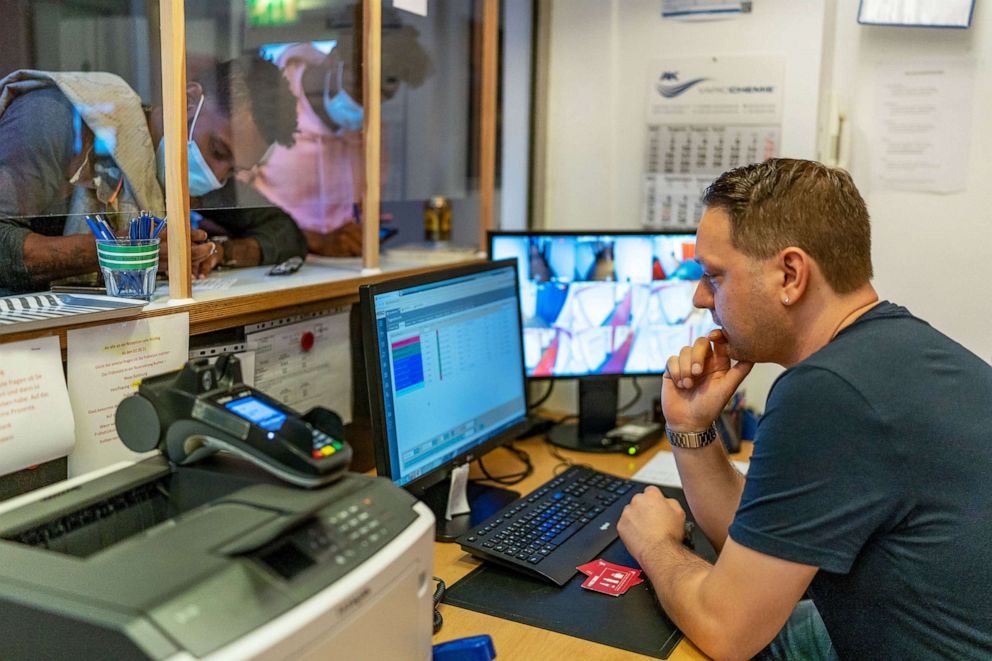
xmin=182 ymin=0 xmax=499 ymax=266
xmin=377 ymin=1 xmax=495 ymax=253
xmin=0 ymin=0 xmax=163 ymax=296
xmin=0 ymin=0 xmax=505 ymax=304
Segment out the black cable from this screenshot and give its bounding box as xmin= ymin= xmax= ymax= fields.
xmin=544 ymin=436 xmax=593 ymax=475
xmin=527 ymin=379 xmax=555 ymax=410
xmin=475 ymin=444 xmax=533 ymax=485
xmin=616 ymin=376 xmax=643 ymax=414
xmin=432 ymin=576 xmax=446 ymax=633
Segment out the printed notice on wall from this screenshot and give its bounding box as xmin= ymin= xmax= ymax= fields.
xmin=0 ymin=336 xmax=76 ymax=477
xmin=872 ymin=60 xmax=975 ymax=194
xmin=246 ymin=310 xmax=351 ymax=422
xmin=66 ymin=313 xmax=190 ymax=477
xmin=641 ymin=56 xmax=784 ymax=229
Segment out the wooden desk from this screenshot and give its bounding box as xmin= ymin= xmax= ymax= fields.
xmin=430 ymin=435 xmax=753 ymax=660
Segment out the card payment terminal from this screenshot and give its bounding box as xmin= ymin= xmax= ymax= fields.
xmin=116 ymin=355 xmax=352 ymax=488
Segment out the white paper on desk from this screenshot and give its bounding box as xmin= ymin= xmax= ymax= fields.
xmin=66 ymin=313 xmax=190 ymax=477
xmin=445 ymin=463 xmax=471 ymax=520
xmin=872 ymin=59 xmax=975 ymax=194
xmin=246 ymin=311 xmax=351 ymax=421
xmin=632 ymin=451 xmax=748 ymax=488
xmin=0 ymin=336 xmax=76 ymax=476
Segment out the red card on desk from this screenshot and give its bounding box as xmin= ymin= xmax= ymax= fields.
xmin=577 ymin=559 xmax=604 ymax=576
xmin=579 ymin=560 xmax=643 ymax=596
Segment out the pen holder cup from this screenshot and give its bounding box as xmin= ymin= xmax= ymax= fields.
xmin=96 ymin=238 xmax=160 ymax=301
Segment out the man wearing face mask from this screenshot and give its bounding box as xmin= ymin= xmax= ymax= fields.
xmin=0 ymin=53 xmax=306 ymax=294
xmin=247 ymin=16 xmax=430 ymax=257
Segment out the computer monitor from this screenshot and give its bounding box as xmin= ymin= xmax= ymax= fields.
xmin=489 ymin=230 xmax=716 ymax=451
xmin=359 ymin=259 xmax=529 ymax=540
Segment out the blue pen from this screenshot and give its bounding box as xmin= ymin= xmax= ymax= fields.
xmin=85 ymin=216 xmax=103 ymax=239
xmin=353 ymin=203 xmax=362 ymax=224
xmin=151 ymin=217 xmax=167 ymax=239
xmin=87 ymin=215 xmax=115 ymax=242
xmin=101 ymin=220 xmax=117 ymax=243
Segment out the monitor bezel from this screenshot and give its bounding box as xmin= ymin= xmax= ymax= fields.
xmin=487 ymin=229 xmax=703 ymax=380
xmin=359 ymin=259 xmax=530 ymax=494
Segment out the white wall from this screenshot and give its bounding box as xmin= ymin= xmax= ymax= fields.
xmin=829 ymin=3 xmax=992 ymax=365
xmin=537 ymin=0 xmax=831 ymax=412
xmin=539 ymin=0 xmax=830 ymax=231
xmin=536 ymin=0 xmax=991 ymax=415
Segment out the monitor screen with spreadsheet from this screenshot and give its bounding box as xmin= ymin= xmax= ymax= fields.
xmin=360 ymin=260 xmax=528 ymax=490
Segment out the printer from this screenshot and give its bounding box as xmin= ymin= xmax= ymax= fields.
xmin=0 ymin=358 xmax=436 ymax=660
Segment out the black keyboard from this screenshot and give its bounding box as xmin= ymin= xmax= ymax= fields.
xmin=456 ymin=466 xmax=640 ymax=586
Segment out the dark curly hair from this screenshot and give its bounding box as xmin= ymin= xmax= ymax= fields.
xmin=194 ymin=52 xmax=297 ymax=148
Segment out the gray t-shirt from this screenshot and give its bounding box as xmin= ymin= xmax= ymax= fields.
xmin=730 ymin=302 xmax=992 ymax=659
xmin=0 ymin=86 xmax=76 ymax=293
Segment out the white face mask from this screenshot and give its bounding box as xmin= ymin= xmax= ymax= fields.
xmin=323 ymin=63 xmax=364 ymax=133
xmin=156 ymin=94 xmax=225 ymax=196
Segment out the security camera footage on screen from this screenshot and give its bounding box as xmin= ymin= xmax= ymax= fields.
xmin=491 ymin=234 xmax=716 ymax=377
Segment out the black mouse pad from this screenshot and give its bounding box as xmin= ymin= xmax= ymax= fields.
xmin=442 ymin=486 xmax=716 ymax=659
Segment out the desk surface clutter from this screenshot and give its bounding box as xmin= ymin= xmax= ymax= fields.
xmin=430 ymin=434 xmax=752 ymax=661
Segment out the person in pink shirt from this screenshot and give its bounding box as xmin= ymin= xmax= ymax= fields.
xmin=247 ymin=20 xmax=429 ymax=256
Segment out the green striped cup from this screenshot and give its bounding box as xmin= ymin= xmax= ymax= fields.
xmin=96 ymin=238 xmax=160 ymax=300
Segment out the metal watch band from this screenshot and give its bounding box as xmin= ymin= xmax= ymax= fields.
xmin=665 ymin=423 xmax=718 ymax=449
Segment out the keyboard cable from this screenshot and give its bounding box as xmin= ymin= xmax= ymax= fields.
xmin=476 ymin=444 xmax=533 ymax=486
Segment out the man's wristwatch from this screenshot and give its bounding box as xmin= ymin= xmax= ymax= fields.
xmin=666 ymin=423 xmax=718 ymax=449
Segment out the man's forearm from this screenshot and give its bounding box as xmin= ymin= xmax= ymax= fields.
xmin=22 ymin=233 xmax=99 ymax=285
xmin=672 ymin=439 xmax=745 ymax=552
xmin=641 ymin=539 xmax=733 ymax=659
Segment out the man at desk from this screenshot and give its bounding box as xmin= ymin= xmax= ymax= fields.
xmin=0 ymin=53 xmax=308 ymax=295
xmin=618 ymin=159 xmax=992 ymax=659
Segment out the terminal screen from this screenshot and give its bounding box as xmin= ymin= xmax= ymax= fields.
xmin=225 ymin=396 xmax=288 ymax=432
xmin=369 ymin=265 xmax=527 ymax=486
xmin=490 ymin=233 xmax=717 ymax=377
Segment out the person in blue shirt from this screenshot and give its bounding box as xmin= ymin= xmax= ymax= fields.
xmin=618 ymin=158 xmax=992 ymax=660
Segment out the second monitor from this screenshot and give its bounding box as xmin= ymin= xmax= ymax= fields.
xmin=489 ymin=231 xmax=716 ymax=451
xmin=359 ymin=259 xmax=529 ymax=540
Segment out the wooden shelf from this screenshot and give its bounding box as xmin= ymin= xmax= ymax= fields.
xmin=0 ymin=256 xmax=480 ymax=349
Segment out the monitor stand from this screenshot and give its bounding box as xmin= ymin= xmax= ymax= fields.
xmin=547 ymin=376 xmax=623 ymax=453
xmin=417 ymin=472 xmax=520 ymax=542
